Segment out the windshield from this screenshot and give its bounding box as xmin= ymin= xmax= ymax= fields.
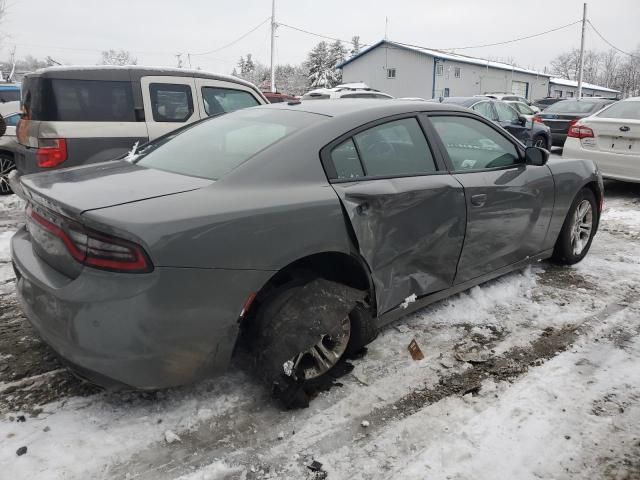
xmin=544 ymin=100 xmax=604 ymax=114
xmin=136 ymin=108 xmax=322 ymax=180
xmin=596 ymin=101 xmax=640 ymax=120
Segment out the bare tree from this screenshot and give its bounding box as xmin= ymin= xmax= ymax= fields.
xmin=599 ymin=50 xmax=620 ymax=88
xmin=101 ymin=49 xmax=137 ymax=66
xmin=0 ymin=0 xmax=7 ymax=50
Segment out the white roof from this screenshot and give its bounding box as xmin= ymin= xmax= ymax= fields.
xmin=340 ymin=40 xmax=552 ymax=78
xmin=549 ymin=77 xmax=619 ymax=93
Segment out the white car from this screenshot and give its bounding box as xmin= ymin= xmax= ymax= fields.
xmin=0 ymin=101 xmax=20 ymax=194
xmin=302 ymin=83 xmax=394 ymax=100
xmin=476 ymin=93 xmax=541 ymax=113
xmin=562 ymin=97 xmax=640 ymax=183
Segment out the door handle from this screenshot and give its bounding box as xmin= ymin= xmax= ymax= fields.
xmin=471 ymin=194 xmax=487 ymax=207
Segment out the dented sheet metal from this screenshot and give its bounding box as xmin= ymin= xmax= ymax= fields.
xmin=332 ymin=176 xmax=467 ymax=314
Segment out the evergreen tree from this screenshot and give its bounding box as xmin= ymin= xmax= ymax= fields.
xmin=306 ymin=41 xmax=336 ymax=88
xmin=329 ymin=40 xmax=348 ymax=85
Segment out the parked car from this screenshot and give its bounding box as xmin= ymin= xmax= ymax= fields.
xmin=302 ymin=83 xmax=393 ymax=100
xmin=505 ymin=100 xmax=539 ymax=121
xmin=0 ymin=84 xmax=21 ymax=103
xmin=533 ymin=97 xmax=564 ymax=110
xmin=14 ymin=66 xmax=268 ymax=175
xmin=440 ymin=97 xmax=551 ymax=148
xmin=11 ymin=100 xmax=602 ymax=405
xmin=535 ymin=98 xmax=617 ymax=147
xmin=263 ymin=91 xmax=299 ymax=103
xmin=478 ymin=93 xmax=540 ymax=112
xmin=0 ymin=101 xmax=21 ymax=194
xmin=563 ymin=97 xmax=640 ymax=183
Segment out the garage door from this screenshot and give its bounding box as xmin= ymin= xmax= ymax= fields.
xmin=512 ymin=80 xmax=528 ymax=98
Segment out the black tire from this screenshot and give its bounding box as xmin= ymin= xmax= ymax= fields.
xmin=0 ymin=153 xmax=15 ymax=195
xmin=533 ymin=134 xmax=548 ymax=149
xmin=552 ymin=188 xmax=598 ymax=265
xmin=250 ymin=277 xmax=372 ymax=408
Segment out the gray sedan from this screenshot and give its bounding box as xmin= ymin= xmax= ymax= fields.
xmin=11 ymin=100 xmax=603 ymax=406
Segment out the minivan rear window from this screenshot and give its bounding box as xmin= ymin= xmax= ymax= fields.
xmin=136 ymin=108 xmax=322 ymax=180
xmin=544 ymin=100 xmax=605 ymax=114
xmin=32 ymin=79 xmax=136 ymax=122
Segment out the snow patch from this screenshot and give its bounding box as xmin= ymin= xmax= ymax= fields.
xmin=400 ymin=293 xmax=417 ymax=309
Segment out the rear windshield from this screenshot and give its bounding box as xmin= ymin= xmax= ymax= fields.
xmin=25 ymin=78 xmax=136 ymax=122
xmin=136 ymin=108 xmax=322 ymax=180
xmin=0 ymin=89 xmax=20 ymax=103
xmin=544 ymin=100 xmax=606 ymax=114
xmin=596 ymin=101 xmax=640 ymax=120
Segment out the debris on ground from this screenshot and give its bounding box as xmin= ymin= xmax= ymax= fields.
xmin=16 ymin=446 xmax=27 ymax=456
xmin=278 ymin=431 xmax=285 ymax=440
xmin=361 ymin=420 xmax=370 ymax=428
xmin=164 ymin=430 xmax=181 ymax=444
xmin=408 ymin=339 xmax=425 ymax=360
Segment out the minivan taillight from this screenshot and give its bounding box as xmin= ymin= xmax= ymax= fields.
xmin=532 ymin=115 xmax=545 ymax=124
xmin=37 ymin=138 xmax=68 ymax=168
xmin=567 ymin=123 xmax=594 ymax=139
xmin=27 ymin=204 xmax=153 ymax=273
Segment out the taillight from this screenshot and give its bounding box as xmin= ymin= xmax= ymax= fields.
xmin=27 ymin=204 xmax=153 ymax=273
xmin=37 ymin=138 xmax=67 ymax=168
xmin=533 ymin=115 xmax=545 ymax=124
xmin=567 ymin=123 xmax=594 ymax=139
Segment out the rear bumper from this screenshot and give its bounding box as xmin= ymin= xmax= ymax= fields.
xmin=562 ymin=138 xmax=640 ymax=183
xmin=11 ymin=227 xmax=273 ymax=389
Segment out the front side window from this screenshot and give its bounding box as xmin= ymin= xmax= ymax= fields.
xmin=494 ymin=102 xmax=519 ymax=123
xmin=351 ymin=118 xmax=437 ymax=177
xmin=472 ymin=101 xmax=496 ymax=121
xmin=150 ymin=83 xmax=194 ymax=122
xmin=202 ymin=87 xmax=260 ymax=116
xmin=136 ymin=108 xmax=321 ymax=180
xmin=597 ymin=101 xmax=640 ymax=120
xmin=430 ymin=116 xmax=520 ymax=171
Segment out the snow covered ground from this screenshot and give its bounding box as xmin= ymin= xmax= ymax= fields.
xmin=0 ymin=180 xmax=639 ymax=480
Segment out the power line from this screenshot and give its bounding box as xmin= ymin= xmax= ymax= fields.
xmin=278 ymin=22 xmax=366 ymax=47
xmin=190 ymin=17 xmax=270 ymax=56
xmin=587 ymin=20 xmax=640 ymax=59
xmin=431 ymin=19 xmax=582 ymax=51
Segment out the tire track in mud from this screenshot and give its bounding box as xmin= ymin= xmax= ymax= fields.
xmin=107 ymin=285 xmax=640 ymax=480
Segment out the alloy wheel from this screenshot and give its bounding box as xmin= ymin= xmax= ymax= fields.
xmin=0 ymin=155 xmax=16 ymax=195
xmin=286 ymin=316 xmax=351 ymax=381
xmin=570 ymin=199 xmax=593 ymax=256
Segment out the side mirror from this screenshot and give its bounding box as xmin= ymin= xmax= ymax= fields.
xmin=525 ymin=146 xmax=549 ymax=166
xmin=517 ymin=115 xmax=527 ymax=126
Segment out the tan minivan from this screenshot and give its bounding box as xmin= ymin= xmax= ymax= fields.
xmin=15 ymin=66 xmax=267 ymax=175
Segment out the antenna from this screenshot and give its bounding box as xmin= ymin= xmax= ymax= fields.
xmin=270 ymin=0 xmax=277 ymax=93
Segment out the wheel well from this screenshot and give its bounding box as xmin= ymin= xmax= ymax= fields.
xmin=583 ymin=180 xmax=602 ymax=211
xmin=0 ymin=149 xmax=14 ymax=159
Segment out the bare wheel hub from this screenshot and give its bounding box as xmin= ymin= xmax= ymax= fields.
xmin=570 ymin=199 xmax=593 ymax=256
xmin=0 ymin=156 xmax=15 ymax=195
xmin=286 ymin=316 xmax=351 ymax=381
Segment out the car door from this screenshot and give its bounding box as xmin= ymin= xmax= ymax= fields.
xmin=494 ymin=101 xmax=529 ymax=144
xmin=140 ymin=76 xmax=198 ymax=140
xmin=322 ymin=115 xmax=467 ymax=314
xmin=194 ymin=78 xmax=263 ymax=118
xmin=428 ymin=113 xmax=555 ymax=284
xmin=471 ymin=101 xmax=498 ymax=122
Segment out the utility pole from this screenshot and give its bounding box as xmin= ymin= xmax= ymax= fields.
xmin=577 ymin=2 xmax=587 ymax=99
xmin=270 ymin=0 xmax=277 ymax=93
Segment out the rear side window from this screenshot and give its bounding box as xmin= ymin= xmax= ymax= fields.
xmin=150 ymin=83 xmax=194 ymax=122
xmin=0 ymin=89 xmax=20 ymax=103
xmin=596 ymin=101 xmax=640 ymax=120
xmin=494 ymin=102 xmax=519 ymax=122
xmin=472 ymin=102 xmax=496 ymax=121
xmin=136 ymin=108 xmax=321 ymax=180
xmin=330 ymin=118 xmax=437 ymax=179
xmin=40 ymin=79 xmax=136 ymax=121
xmin=201 ymin=87 xmax=260 ymax=116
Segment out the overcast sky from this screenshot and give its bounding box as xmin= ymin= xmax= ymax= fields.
xmin=1 ymin=0 xmax=638 ymax=74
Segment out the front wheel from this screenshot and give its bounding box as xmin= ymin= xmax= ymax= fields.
xmin=533 ymin=134 xmax=548 ymax=149
xmin=0 ymin=153 xmax=15 ymax=195
xmin=552 ymin=188 xmax=598 ymax=265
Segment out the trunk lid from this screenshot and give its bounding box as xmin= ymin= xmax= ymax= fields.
xmin=21 ymin=161 xmax=212 ymax=278
xmin=581 ymin=117 xmax=640 ymax=155
xmin=537 ymin=113 xmax=583 ymax=133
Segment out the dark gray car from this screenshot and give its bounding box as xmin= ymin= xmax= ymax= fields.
xmin=11 ymin=100 xmax=603 ymax=405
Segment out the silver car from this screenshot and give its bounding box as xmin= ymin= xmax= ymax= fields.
xmin=11 ymin=100 xmax=603 ymax=406
xmin=0 ymin=101 xmax=21 ymax=194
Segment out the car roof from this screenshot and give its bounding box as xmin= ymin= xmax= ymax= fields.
xmin=25 ymin=65 xmax=258 ymax=89
xmin=258 ymin=98 xmax=469 ymax=118
xmin=440 ymin=97 xmax=485 ymax=107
